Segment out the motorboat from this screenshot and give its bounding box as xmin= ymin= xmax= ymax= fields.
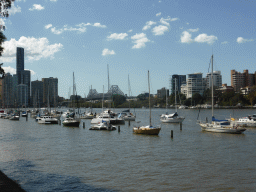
xmin=21 ymin=111 xmax=28 ymax=117
xmin=80 ymin=112 xmax=95 ymax=119
xmin=123 ymin=113 xmax=136 ymax=121
xmin=230 ymin=116 xmax=256 ymax=127
xmin=62 ymin=117 xmax=80 ymax=127
xmin=37 ymin=116 xmax=58 ymax=124
xmin=160 ymin=112 xmax=185 ymax=123
xmin=89 ymin=121 xmax=116 ymax=130
xmin=9 ymin=114 xmax=20 ymax=120
xmin=133 ymin=71 xmax=161 ymax=135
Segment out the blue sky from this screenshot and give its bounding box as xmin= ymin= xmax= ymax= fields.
xmin=0 ymin=0 xmax=255 ymax=98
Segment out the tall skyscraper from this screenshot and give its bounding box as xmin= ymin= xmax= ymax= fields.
xmin=31 ymin=80 xmax=43 ymax=108
xmin=21 ymin=70 xmax=31 ymax=104
xmin=42 ymin=77 xmax=58 ymax=107
xmin=170 ymin=74 xmax=186 ymax=94
xmin=16 ymin=47 xmax=24 ymax=84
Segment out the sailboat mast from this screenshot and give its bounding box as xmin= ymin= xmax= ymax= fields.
xmin=211 ymin=55 xmax=214 ymax=117
xmin=102 ymin=85 xmax=104 ymax=113
xmin=166 ymin=88 xmax=167 ymax=114
xmin=175 ymin=78 xmax=177 ymax=112
xmin=148 ymin=70 xmax=151 ymax=127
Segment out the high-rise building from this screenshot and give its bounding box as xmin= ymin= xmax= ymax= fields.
xmin=16 ymin=47 xmax=24 ymax=84
xmin=42 ymin=77 xmax=58 ymax=107
xmin=230 ymin=69 xmax=256 ymax=92
xmin=181 ymin=73 xmax=207 ymax=98
xmin=31 ymin=80 xmax=43 ymax=108
xmin=17 ymin=84 xmax=28 ymax=107
xmin=205 ymin=71 xmax=222 ymax=88
xmin=170 ymin=75 xmax=186 ymax=94
xmin=2 ymin=73 xmax=14 ymax=107
xmin=21 ymin=70 xmax=31 ymax=104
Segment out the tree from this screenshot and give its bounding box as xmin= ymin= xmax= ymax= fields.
xmin=0 ymin=0 xmax=15 ymax=79
xmin=112 ymin=94 xmax=126 ymax=107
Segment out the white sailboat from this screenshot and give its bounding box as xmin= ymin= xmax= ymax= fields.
xmin=133 ymin=71 xmax=161 ymax=135
xmin=160 ymin=79 xmax=185 ymax=123
xmin=198 ymin=55 xmax=246 ymax=134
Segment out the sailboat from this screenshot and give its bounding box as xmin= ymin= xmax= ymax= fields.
xmin=133 ymin=71 xmax=161 ymax=135
xmin=160 ymin=79 xmax=185 ymax=123
xmin=123 ymin=74 xmax=136 ymax=121
xmin=198 ymin=55 xmax=246 ymax=134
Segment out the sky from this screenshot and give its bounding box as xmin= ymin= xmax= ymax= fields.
xmin=0 ymin=0 xmax=255 ymax=98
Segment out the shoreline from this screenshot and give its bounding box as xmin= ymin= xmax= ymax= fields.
xmin=0 ymin=170 xmax=26 ymax=192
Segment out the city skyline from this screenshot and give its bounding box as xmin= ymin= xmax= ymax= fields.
xmin=0 ymin=0 xmax=255 ymax=98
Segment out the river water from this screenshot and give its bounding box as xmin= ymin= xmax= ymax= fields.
xmin=0 ymin=108 xmax=256 ymax=191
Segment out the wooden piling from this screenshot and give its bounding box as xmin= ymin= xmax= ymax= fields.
xmin=118 ymin=126 xmax=120 ymax=132
xmin=83 ymin=122 xmax=85 ymax=128
xmin=58 ymin=120 xmax=61 ymax=125
xmin=26 ymin=115 xmax=28 ymax=121
xmin=180 ymin=122 xmax=182 ymax=130
xmin=128 ymin=120 xmax=130 ymax=126
xmin=171 ymin=130 xmax=173 ymax=138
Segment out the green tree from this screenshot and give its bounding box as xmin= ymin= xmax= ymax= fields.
xmin=112 ymin=94 xmax=126 ymax=107
xmin=248 ymin=86 xmax=256 ymax=106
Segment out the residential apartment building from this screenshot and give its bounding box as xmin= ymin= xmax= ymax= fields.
xmin=231 ymin=69 xmax=256 ymax=92
xmin=205 ymin=71 xmax=222 ymax=88
xmin=181 ymin=73 xmax=206 ymax=98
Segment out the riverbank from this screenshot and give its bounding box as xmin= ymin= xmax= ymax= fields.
xmin=0 ymin=171 xmax=25 ymax=192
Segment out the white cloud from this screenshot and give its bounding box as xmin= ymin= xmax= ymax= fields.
xmin=221 ymin=41 xmax=228 ymax=44
xmin=128 ymin=29 xmax=133 ymax=33
xmin=131 ymin=33 xmax=150 ymax=49
xmin=9 ymin=3 xmax=21 ymax=15
xmin=142 ymin=21 xmax=157 ymax=30
xmin=102 ymin=49 xmax=115 ymax=56
xmin=188 ymin=28 xmax=199 ymax=32
xmin=156 ymin=12 xmax=161 ymax=17
xmin=29 ymin=4 xmax=44 ymax=11
xmin=194 ymin=33 xmax=218 ymax=44
xmin=25 ymin=69 xmax=36 ymax=75
xmin=152 ymin=25 xmax=169 ymax=36
xmin=50 ymin=0 xmax=58 ymax=1
xmin=107 ymin=33 xmax=128 ymax=40
xmin=0 ymin=36 xmax=63 ymax=63
xmin=160 ymin=16 xmax=178 ymax=26
xmin=180 ymin=31 xmax=217 ymax=44
xmin=181 ymin=31 xmax=193 ymax=43
xmin=45 ymin=24 xmax=52 ymax=29
xmin=237 ymin=37 xmax=254 ymax=44
xmin=2 ymin=66 xmax=16 ymax=75
xmin=93 ymin=23 xmax=106 ymax=28
xmin=47 ymin=22 xmax=105 ymax=35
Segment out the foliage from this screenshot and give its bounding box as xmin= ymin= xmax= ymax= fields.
xmin=112 ymin=94 xmax=126 ymax=107
xmin=0 ymin=0 xmax=14 ymax=18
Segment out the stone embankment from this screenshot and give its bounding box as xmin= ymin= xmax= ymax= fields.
xmin=0 ymin=171 xmax=26 ymax=192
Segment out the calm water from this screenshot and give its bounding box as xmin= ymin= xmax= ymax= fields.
xmin=0 ymin=108 xmax=256 ymax=191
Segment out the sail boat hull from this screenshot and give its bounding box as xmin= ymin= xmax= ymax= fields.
xmin=160 ymin=117 xmax=185 ymax=123
xmin=133 ymin=126 xmax=161 ymax=135
xmin=200 ymin=123 xmax=246 ymax=134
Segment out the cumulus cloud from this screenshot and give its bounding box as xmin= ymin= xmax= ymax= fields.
xmin=47 ymin=22 xmax=105 ymax=35
xmin=142 ymin=21 xmax=157 ymax=30
xmin=102 ymin=48 xmax=115 ymax=56
xmin=107 ymin=33 xmax=128 ymax=40
xmin=29 ymin=4 xmax=44 ymax=11
xmin=181 ymin=31 xmax=217 ymax=44
xmin=188 ymin=28 xmax=199 ymax=32
xmin=152 ymin=25 xmax=169 ymax=36
xmin=25 ymin=69 xmax=36 ymax=75
xmin=128 ymin=29 xmax=133 ymax=33
xmin=156 ymin=12 xmax=161 ymax=17
xmin=45 ymin=24 xmax=52 ymax=29
xmin=194 ymin=33 xmax=218 ymax=44
xmin=131 ymin=33 xmax=150 ymax=49
xmin=181 ymin=31 xmax=193 ymax=43
xmin=237 ymin=37 xmax=254 ymax=44
xmin=9 ymin=3 xmax=21 ymax=15
xmin=93 ymin=23 xmax=106 ymax=28
xmin=160 ymin=16 xmax=178 ymax=26
xmin=0 ymin=36 xmax=63 ymax=63
xmin=2 ymin=66 xmax=16 ymax=75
